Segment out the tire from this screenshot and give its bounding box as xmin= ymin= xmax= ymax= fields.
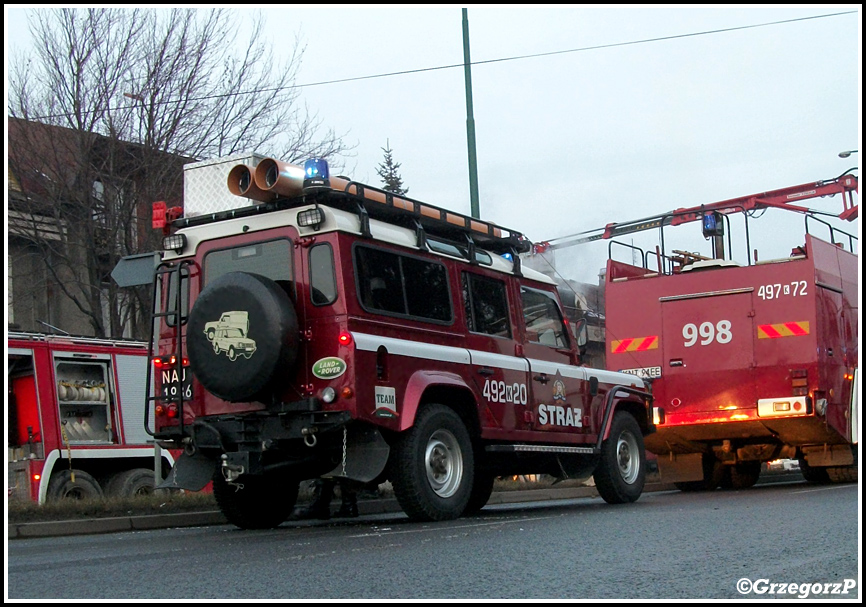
xmin=593 ymin=412 xmax=646 ymax=504
xmin=212 ymin=471 xmax=299 ymax=530
xmin=463 ymin=470 xmax=496 ymax=516
xmin=728 ymin=461 xmax=761 ymax=489
xmin=390 ymin=404 xmax=474 ymax=521
xmin=187 ymin=272 xmax=299 ymax=403
xmin=47 ymin=469 xmax=104 ymax=501
xmin=826 ymin=466 xmax=858 ymax=483
xmin=798 ymin=458 xmax=830 ymax=483
xmin=107 ymin=468 xmax=156 ymax=498
xmin=674 ymin=453 xmax=725 ymax=492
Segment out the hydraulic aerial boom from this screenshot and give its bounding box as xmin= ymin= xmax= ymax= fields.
xmin=534 ymin=173 xmax=858 ymax=253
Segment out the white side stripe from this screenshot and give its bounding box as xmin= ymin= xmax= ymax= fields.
xmin=352 ymin=333 xmax=470 ymax=364
xmin=351 ymin=332 xmax=642 ymax=389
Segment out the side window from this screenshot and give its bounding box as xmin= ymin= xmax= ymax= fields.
xmin=402 ymin=256 xmax=450 ymax=321
xmin=309 ymin=244 xmax=337 ymax=306
xmin=521 ymin=287 xmax=570 ymax=348
xmin=463 ymin=272 xmax=511 ymax=338
xmin=355 ymin=245 xmax=452 ymax=323
xmin=356 ymin=247 xmax=404 ymax=314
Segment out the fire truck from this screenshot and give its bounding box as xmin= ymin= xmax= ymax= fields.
xmin=536 ymin=173 xmax=858 ymax=489
xmin=145 ymin=154 xmax=654 ymax=528
xmin=8 ymin=331 xmax=175 ymax=503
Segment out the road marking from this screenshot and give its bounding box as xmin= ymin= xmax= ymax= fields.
xmin=792 ymin=484 xmax=857 ymax=494
xmin=348 ymin=514 xmax=557 ymax=538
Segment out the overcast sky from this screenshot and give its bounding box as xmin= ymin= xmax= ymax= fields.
xmin=5 ymin=5 xmax=861 ymax=283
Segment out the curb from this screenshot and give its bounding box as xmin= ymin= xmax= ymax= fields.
xmin=8 ymin=483 xmax=678 ymax=540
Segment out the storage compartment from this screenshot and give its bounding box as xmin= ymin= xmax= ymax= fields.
xmin=55 ymin=359 xmax=114 ymax=444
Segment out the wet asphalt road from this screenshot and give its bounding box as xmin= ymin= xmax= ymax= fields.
xmin=7 ymin=477 xmax=859 ymax=600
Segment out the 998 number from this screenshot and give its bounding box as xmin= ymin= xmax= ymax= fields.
xmin=683 ymin=320 xmax=732 ymax=347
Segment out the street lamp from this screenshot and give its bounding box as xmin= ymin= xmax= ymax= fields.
xmin=838 ymin=150 xmax=858 ymax=158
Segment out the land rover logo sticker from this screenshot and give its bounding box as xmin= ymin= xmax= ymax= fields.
xmin=374 ymin=386 xmax=398 ymax=418
xmin=203 ymin=311 xmax=257 ymax=361
xmin=312 ymin=357 xmax=347 ymax=379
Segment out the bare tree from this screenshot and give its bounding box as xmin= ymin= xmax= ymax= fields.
xmin=8 ymin=8 xmax=351 ymax=338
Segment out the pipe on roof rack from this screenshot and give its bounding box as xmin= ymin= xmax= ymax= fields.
xmin=227 ymin=164 xmax=276 ymax=203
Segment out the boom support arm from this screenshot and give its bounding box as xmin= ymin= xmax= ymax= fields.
xmin=534 ymin=174 xmax=858 ymax=253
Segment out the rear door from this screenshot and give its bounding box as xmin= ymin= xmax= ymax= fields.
xmin=660 ymin=289 xmax=756 ymax=416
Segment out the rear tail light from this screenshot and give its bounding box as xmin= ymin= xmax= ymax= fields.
xmin=338 ymin=332 xmax=353 ymax=346
xmin=153 ymin=356 xmax=189 ymax=368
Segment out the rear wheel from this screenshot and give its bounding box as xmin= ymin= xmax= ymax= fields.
xmin=213 ymin=471 xmax=299 ymax=529
xmin=47 ymin=469 xmax=104 ymax=501
xmin=594 ymin=412 xmax=646 ymax=504
xmin=390 ymin=404 xmax=474 ymax=521
xmin=674 ymin=454 xmax=725 ymax=492
xmin=728 ymin=461 xmax=761 ymax=489
xmin=826 ymin=466 xmax=858 ymax=483
xmin=107 ymin=468 xmax=156 ymax=497
xmin=798 ymin=458 xmax=830 ymax=483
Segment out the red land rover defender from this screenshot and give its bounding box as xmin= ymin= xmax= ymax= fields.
xmin=147 ymin=156 xmax=654 ymax=528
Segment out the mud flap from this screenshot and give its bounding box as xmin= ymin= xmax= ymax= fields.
xmin=324 ymin=425 xmax=390 ymax=483
xmin=159 ymin=450 xmax=218 ymax=491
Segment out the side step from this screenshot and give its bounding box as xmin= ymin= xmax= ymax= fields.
xmin=486 ymin=444 xmax=598 ymax=455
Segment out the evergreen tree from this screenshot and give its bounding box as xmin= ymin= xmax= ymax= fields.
xmin=376 ymin=140 xmax=408 ymax=195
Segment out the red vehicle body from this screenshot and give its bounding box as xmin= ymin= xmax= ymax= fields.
xmin=8 ymin=332 xmax=176 ymax=502
xmin=146 ymin=155 xmax=655 ymax=528
xmin=598 ymin=175 xmax=859 ymax=488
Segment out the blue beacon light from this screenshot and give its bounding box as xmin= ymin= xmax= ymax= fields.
xmin=303 ymin=158 xmax=330 ymax=191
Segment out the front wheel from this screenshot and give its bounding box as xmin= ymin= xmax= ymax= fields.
xmin=594 ymin=412 xmax=646 ymax=504
xmin=213 ymin=471 xmax=299 ymax=529
xmin=463 ymin=470 xmax=496 ymax=516
xmin=390 ymin=404 xmax=474 ymax=521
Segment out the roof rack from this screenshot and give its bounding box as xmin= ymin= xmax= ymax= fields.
xmin=176 ymin=158 xmax=533 ymax=270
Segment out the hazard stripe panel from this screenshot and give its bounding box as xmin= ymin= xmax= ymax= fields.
xmin=611 ymin=336 xmax=659 ymax=354
xmin=757 ymin=321 xmax=810 ymax=339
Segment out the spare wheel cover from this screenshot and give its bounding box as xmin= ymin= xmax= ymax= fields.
xmin=187 ymin=272 xmax=298 ymax=402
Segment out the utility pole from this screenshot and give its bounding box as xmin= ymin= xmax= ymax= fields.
xmin=462 ymin=8 xmax=480 ymax=219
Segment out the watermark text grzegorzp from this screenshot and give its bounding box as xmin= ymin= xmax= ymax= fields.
xmin=737 ymin=577 xmax=857 ymax=598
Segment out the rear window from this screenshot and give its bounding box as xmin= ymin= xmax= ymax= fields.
xmin=309 ymin=243 xmax=337 ymax=306
xmin=203 ymin=239 xmax=293 ymax=294
xmin=354 ymin=245 xmax=452 ymax=323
